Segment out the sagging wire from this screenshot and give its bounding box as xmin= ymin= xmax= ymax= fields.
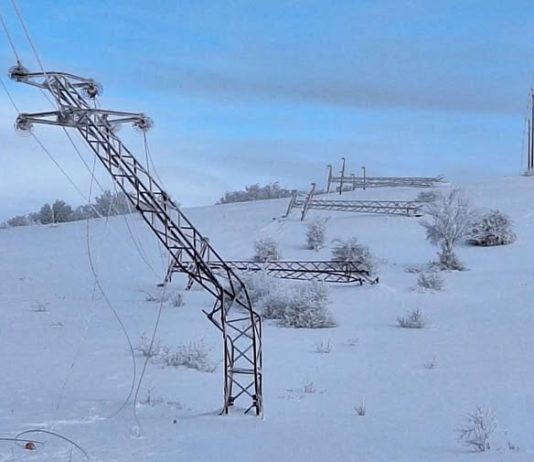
xmin=0 ymin=77 xmax=140 ymax=422
xmin=2 ymin=4 xmax=173 ymax=428
xmin=86 ymin=155 xmax=138 ymax=420
xmin=15 ymin=429 xmax=89 ymax=460
xmin=1 ymin=6 xmax=163 ymax=277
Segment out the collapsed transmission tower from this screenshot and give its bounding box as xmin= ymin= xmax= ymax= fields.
xmin=285 ymin=183 xmax=424 ymax=221
xmin=165 ymin=237 xmax=378 ymax=287
xmin=10 ymin=64 xmax=262 ymax=415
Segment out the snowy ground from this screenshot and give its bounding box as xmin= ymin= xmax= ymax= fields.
xmin=1 ymin=176 xmax=534 ymax=461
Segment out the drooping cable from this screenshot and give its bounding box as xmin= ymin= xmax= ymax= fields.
xmin=15 ymin=429 xmax=89 ymax=460
xmin=86 ymin=155 xmax=138 ymax=419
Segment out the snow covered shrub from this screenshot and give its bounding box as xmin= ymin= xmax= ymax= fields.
xmin=397 ymin=309 xmax=427 ymax=328
xmin=252 ymin=238 xmax=282 ymax=262
xmin=136 ymin=334 xmax=162 ymax=358
xmin=32 ymin=301 xmax=49 ymax=312
xmin=303 ymin=381 xmax=316 ymax=393
xmin=162 ymin=340 xmax=215 ymax=372
xmin=279 ymin=282 xmax=335 ymax=328
xmin=420 ymin=189 xmax=474 ymax=271
xmin=261 ymin=288 xmax=291 ymax=320
xmin=417 ymin=271 xmax=444 ymax=291
xmin=416 ymin=190 xmax=441 ymax=203
xmin=354 ymin=401 xmax=366 ymax=416
xmin=467 ymin=210 xmax=516 ymax=247
xmin=314 ymin=339 xmax=333 ymax=354
xmin=458 ymin=407 xmax=496 ymax=452
xmin=306 ymin=217 xmax=327 ymax=250
xmin=423 ymin=356 xmax=437 ymax=370
xmin=144 ymin=291 xmax=170 ymax=303
xmin=262 ymin=282 xmax=335 ymax=328
xmin=241 ymin=271 xmax=279 ymax=307
xmin=330 ymin=237 xmax=375 ymax=274
xmin=170 ymin=293 xmax=184 ymax=307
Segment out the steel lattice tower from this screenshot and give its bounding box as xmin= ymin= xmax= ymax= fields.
xmin=10 ymin=65 xmax=262 ymax=415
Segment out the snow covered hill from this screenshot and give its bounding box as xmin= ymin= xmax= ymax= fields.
xmin=1 ymin=176 xmax=534 ymax=461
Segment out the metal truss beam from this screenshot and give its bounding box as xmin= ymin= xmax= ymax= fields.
xmin=165 ymin=235 xmax=378 ymax=287
xmin=330 ymin=175 xmax=443 ymax=189
xmin=11 ymin=64 xmax=262 ymax=415
xmin=285 ymin=184 xmax=424 ymax=220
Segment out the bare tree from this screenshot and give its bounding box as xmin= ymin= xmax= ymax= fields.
xmin=420 ymin=189 xmax=473 ymax=270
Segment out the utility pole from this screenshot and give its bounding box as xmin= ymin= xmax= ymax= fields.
xmin=361 ymin=166 xmax=366 ymax=191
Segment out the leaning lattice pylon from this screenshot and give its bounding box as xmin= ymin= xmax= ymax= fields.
xmin=10 ymin=65 xmax=262 ymax=415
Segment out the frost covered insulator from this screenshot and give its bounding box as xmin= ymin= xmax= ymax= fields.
xmin=133 ymin=115 xmax=153 ymax=132
xmin=82 ymin=80 xmax=102 ymax=99
xmin=8 ymin=62 xmax=29 ymax=82
xmin=14 ymin=114 xmax=33 ymax=134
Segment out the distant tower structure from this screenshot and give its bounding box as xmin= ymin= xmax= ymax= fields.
xmin=527 ymin=90 xmax=534 ymax=175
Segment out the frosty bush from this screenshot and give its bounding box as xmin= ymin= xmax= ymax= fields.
xmin=314 ymin=339 xmax=333 ymax=354
xmin=241 ymin=271 xmax=279 ymax=307
xmin=331 ymin=237 xmax=375 ymax=274
xmin=354 ymin=401 xmax=366 ymax=416
xmin=252 ymin=238 xmax=282 ymax=262
xmin=416 ymin=190 xmax=441 ymax=203
xmin=306 ymin=217 xmax=327 ymax=250
xmin=144 ymin=292 xmax=170 ymax=303
xmin=170 ymin=293 xmax=184 ymax=307
xmin=262 ymin=282 xmax=335 ymax=328
xmin=458 ymin=407 xmax=496 ymax=452
xmin=397 ymin=309 xmax=427 ymax=328
xmin=136 ymin=334 xmax=162 ymax=358
xmin=420 ymin=189 xmax=473 ymax=271
xmin=262 ymin=288 xmax=292 ymax=320
xmin=162 ymin=340 xmax=216 ymax=373
xmin=279 ymin=282 xmax=335 ymax=328
xmin=467 ymin=210 xmax=516 ymax=247
xmin=417 ymin=271 xmax=444 ymax=291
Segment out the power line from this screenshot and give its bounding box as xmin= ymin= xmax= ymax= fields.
xmin=0 ymin=9 xmax=20 ymax=63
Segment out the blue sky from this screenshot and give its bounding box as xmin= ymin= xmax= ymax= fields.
xmin=0 ymin=0 xmax=533 ymax=219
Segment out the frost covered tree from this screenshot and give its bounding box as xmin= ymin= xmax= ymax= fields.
xmin=420 ymin=189 xmax=473 ymax=270
xmin=467 ymin=210 xmax=516 ymax=246
xmin=252 ymin=238 xmax=282 ymax=262
xmin=52 ymin=200 xmax=73 ymax=223
xmin=306 ymin=217 xmax=327 ymax=250
xmin=6 ymin=215 xmax=28 ymax=227
xmin=38 ymin=203 xmax=54 ymax=224
xmin=218 ymin=182 xmax=293 ymax=204
xmin=330 ymin=237 xmax=375 ymax=274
